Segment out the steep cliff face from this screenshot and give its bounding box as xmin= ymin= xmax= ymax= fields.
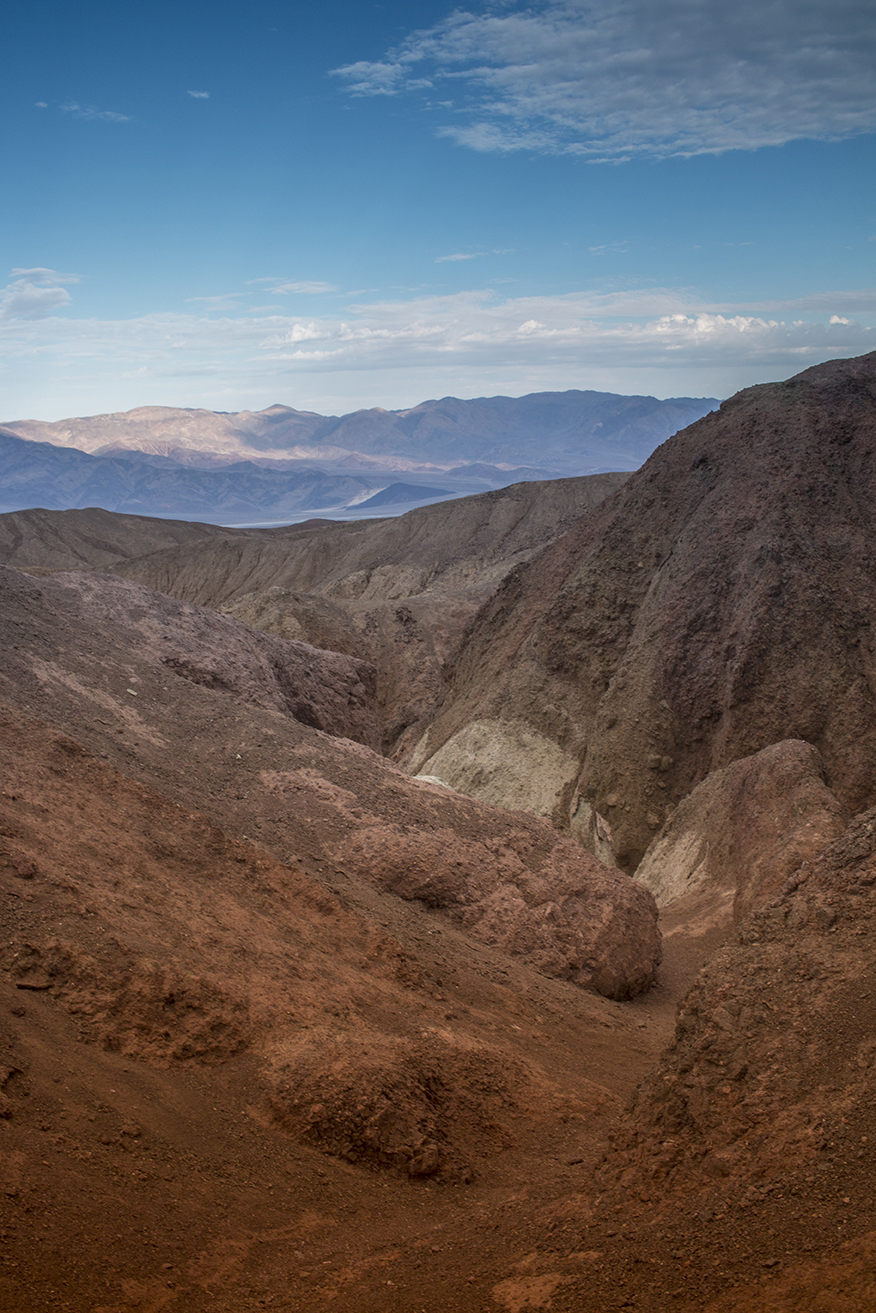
xmin=410 ymin=352 xmax=876 ymax=870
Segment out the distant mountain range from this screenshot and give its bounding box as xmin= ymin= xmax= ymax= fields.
xmin=0 ymin=389 xmax=719 ymax=520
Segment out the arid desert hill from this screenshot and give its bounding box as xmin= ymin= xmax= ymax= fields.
xmin=1 ymin=472 xmax=628 ymax=755
xmin=406 ymin=350 xmax=876 ymax=870
xmin=4 ymin=353 xmax=876 ymax=1311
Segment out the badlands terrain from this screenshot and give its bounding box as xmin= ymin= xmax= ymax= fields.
xmin=1 ymin=351 xmax=876 ymax=1311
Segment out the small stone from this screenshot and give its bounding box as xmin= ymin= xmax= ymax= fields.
xmin=14 ymin=970 xmax=52 ymax=992
xmin=408 ymin=1142 xmax=441 ymax=1178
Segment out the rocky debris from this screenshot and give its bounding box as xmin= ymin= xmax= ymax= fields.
xmin=408 ymin=351 xmax=876 ymax=869
xmin=635 ymin=739 xmax=847 ymax=923
xmin=0 ymin=567 xmax=661 ymax=999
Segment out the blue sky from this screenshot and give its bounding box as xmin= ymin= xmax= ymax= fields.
xmin=1 ymin=0 xmax=874 ymax=420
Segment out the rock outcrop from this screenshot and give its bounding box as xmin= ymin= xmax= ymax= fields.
xmin=596 ymin=806 xmax=876 ymax=1223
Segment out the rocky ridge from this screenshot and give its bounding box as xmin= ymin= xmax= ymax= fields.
xmin=0 ymin=474 xmax=627 ymax=757
xmin=407 ymin=351 xmax=876 ymax=869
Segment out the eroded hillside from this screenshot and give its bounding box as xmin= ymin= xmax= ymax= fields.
xmin=408 ymin=351 xmax=876 ymax=869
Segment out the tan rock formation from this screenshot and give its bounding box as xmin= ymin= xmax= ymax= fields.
xmin=635 ymin=738 xmax=847 ymax=925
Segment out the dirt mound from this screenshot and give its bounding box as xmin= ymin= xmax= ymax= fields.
xmin=409 ymin=351 xmax=876 ymax=869
xmin=267 ymin=1029 xmax=524 ymax=1177
xmin=0 ymin=564 xmax=660 ymax=999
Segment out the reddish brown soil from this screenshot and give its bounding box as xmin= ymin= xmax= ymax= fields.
xmin=3 ymin=704 xmax=876 ymax=1310
xmin=3 ymin=356 xmax=876 ymax=1310
xmin=0 ymin=705 xmax=685 ymax=1313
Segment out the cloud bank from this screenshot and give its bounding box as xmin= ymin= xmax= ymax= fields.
xmin=1 ymin=278 xmax=872 ymax=416
xmin=333 ymin=0 xmax=876 ymax=159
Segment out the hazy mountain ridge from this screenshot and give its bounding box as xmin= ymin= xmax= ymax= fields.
xmin=3 ymin=390 xmax=719 ymax=471
xmin=0 ymin=426 xmax=399 ymax=519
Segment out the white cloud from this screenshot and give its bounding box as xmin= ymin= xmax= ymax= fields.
xmin=247 ymin=279 xmax=337 ymax=295
xmin=0 ymin=284 xmax=872 ymax=417
xmin=35 ymin=101 xmax=48 ymax=108
xmin=259 ymin=323 xmax=324 ymax=346
xmin=0 ymin=268 xmax=79 ymax=321
xmin=184 ymin=294 xmax=243 ymax=311
xmin=188 ymin=90 xmax=210 ymax=98
xmin=61 ymin=101 xmax=129 ymax=123
xmin=435 ymin=252 xmax=483 ymax=262
xmin=271 ymin=281 xmax=336 ymax=295
xmin=333 ymin=0 xmax=876 ymax=160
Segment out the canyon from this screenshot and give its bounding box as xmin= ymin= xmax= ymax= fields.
xmin=0 ymin=351 xmax=875 ymax=1311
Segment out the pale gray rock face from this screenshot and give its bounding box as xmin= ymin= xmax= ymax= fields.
xmin=410 ymin=717 xmax=580 ymax=821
